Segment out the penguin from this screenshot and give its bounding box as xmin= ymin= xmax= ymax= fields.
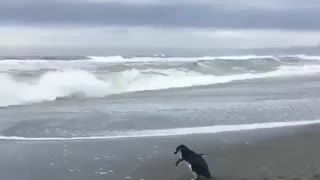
xmin=174 ymin=144 xmax=212 ymax=180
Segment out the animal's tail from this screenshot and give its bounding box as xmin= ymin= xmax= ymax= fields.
xmin=199 ymin=153 xmax=208 ymax=156
xmin=203 ymin=171 xmax=212 ymax=179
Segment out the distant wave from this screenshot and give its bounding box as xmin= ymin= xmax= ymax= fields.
xmin=87 ymin=55 xmax=269 ymax=63
xmin=0 ymin=119 xmax=319 ymax=141
xmin=285 ymin=54 xmax=320 ymax=60
xmin=1 ymin=54 xmax=320 ymax=63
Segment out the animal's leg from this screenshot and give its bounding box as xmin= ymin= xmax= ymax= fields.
xmin=190 ymin=172 xmax=198 ymax=180
xmin=175 ymin=159 xmax=184 ymax=166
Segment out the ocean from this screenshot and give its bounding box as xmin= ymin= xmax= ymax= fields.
xmin=1 ymin=54 xmax=320 ymax=140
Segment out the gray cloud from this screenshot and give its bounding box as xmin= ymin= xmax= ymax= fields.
xmin=1 ymin=0 xmax=320 ymax=55
xmin=1 ymin=26 xmax=320 ymax=50
xmin=1 ymin=0 xmax=320 ymax=30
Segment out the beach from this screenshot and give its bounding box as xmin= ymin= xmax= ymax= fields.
xmin=1 ymin=125 xmax=320 ymax=180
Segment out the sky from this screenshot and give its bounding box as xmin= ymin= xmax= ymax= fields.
xmin=1 ymin=0 xmax=320 ymax=55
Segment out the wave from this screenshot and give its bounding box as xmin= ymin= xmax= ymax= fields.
xmin=0 ymin=119 xmax=319 ymax=141
xmin=1 ymin=54 xmax=319 ymax=64
xmin=285 ymin=54 xmax=320 ymax=60
xmin=1 ymin=54 xmax=320 ymax=73
xmin=0 ymin=70 xmax=111 ymax=106
xmin=0 ymin=55 xmax=273 ymax=63
xmin=1 ymin=64 xmax=320 ymax=107
xmin=74 ymin=54 xmax=320 ymax=62
xmin=87 ymin=55 xmax=275 ymax=63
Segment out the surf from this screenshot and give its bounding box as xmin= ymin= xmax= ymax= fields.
xmin=1 ymin=65 xmax=320 ymax=107
xmin=0 ymin=119 xmax=320 ymax=141
xmin=1 ymin=55 xmax=320 ymax=107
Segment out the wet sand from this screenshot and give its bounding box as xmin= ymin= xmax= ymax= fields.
xmin=1 ymin=125 xmax=320 ymax=180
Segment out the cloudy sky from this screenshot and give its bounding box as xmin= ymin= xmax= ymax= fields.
xmin=1 ymin=0 xmax=320 ymax=55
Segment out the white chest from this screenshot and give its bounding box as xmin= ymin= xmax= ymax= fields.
xmin=178 ymin=152 xmax=192 ymax=172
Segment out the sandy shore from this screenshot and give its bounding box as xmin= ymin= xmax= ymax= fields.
xmin=1 ymin=125 xmax=320 ymax=180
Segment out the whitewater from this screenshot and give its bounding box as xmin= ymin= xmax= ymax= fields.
xmin=1 ymin=55 xmax=320 ymax=107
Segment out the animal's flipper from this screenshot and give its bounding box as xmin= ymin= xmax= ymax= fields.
xmin=175 ymin=159 xmax=184 ymax=166
xmin=203 ymin=171 xmax=212 ymax=179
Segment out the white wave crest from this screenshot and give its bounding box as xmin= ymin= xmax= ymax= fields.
xmin=0 ymin=70 xmax=111 ymax=106
xmin=1 ymin=119 xmax=319 ymax=141
xmin=286 ymin=54 xmax=320 ymax=60
xmin=88 ymin=55 xmax=274 ymax=63
xmin=1 ymin=54 xmax=319 ymax=72
xmin=1 ymin=65 xmax=320 ymax=106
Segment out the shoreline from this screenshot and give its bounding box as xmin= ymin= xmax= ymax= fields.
xmin=1 ymin=119 xmax=320 ymax=142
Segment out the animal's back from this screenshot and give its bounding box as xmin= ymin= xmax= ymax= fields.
xmin=191 ymin=155 xmax=211 ymax=178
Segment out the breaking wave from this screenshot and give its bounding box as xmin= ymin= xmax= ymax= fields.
xmin=1 ymin=65 xmax=320 ymax=107
xmin=1 ymin=54 xmax=320 ymax=107
xmin=1 ymin=54 xmax=320 ymax=64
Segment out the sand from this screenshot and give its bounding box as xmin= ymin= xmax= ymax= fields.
xmin=1 ymin=125 xmax=320 ymax=180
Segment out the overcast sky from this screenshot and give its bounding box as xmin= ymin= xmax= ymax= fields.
xmin=1 ymin=0 xmax=320 ymax=55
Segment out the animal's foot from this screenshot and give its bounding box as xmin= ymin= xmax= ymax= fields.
xmin=189 ymin=178 xmax=201 ymax=180
xmin=189 ymin=177 xmax=199 ymax=180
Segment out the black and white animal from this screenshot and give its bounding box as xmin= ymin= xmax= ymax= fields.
xmin=174 ymin=144 xmax=212 ymax=180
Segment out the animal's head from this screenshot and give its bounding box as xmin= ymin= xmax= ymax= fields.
xmin=174 ymin=144 xmax=189 ymax=154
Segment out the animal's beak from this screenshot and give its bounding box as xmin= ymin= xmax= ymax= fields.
xmin=174 ymin=150 xmax=177 ymax=154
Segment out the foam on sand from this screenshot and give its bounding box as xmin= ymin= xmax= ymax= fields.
xmin=0 ymin=119 xmax=320 ymax=141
